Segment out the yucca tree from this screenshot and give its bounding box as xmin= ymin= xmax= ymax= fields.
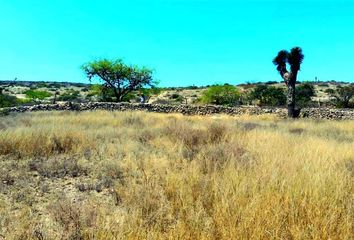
xmin=273 ymin=47 xmax=304 ymax=118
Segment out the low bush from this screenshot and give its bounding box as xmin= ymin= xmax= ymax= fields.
xmin=249 ymin=85 xmax=286 ymax=106
xmin=0 ymin=93 xmax=19 ymax=108
xmin=200 ymin=85 xmax=240 ymax=106
xmin=58 ymin=90 xmax=81 ymax=102
xmin=24 ymin=89 xmax=52 ymax=100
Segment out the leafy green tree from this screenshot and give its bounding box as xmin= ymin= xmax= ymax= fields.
xmin=273 ymin=47 xmax=304 ymax=118
xmin=331 ymin=85 xmax=354 ymax=108
xmin=82 ymin=59 xmax=156 ymax=102
xmin=295 ymin=83 xmax=315 ymax=107
xmin=200 ymin=85 xmax=240 ymax=105
xmin=24 ymin=90 xmax=52 ymax=100
xmin=249 ymin=85 xmax=286 ymax=106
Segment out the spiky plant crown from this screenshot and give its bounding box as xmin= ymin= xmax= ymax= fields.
xmin=273 ymin=50 xmax=289 ymax=73
xmin=273 ymin=47 xmax=304 ymax=74
xmin=288 ymin=47 xmax=304 ymax=72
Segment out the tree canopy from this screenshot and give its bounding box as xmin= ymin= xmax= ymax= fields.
xmin=82 ymin=59 xmax=156 ymax=102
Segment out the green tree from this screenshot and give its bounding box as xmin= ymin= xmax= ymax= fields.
xmin=331 ymin=85 xmax=354 ymax=108
xmin=249 ymin=85 xmax=286 ymax=106
xmin=82 ymin=59 xmax=156 ymax=102
xmin=200 ymin=85 xmax=240 ymax=105
xmin=273 ymin=47 xmax=304 ymax=118
xmin=295 ymin=83 xmax=315 ymax=107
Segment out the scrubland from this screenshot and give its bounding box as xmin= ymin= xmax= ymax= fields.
xmin=0 ymin=111 xmax=353 ymax=239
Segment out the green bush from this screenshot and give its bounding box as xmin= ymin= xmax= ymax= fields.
xmin=325 ymin=89 xmax=335 ymax=95
xmin=87 ymin=84 xmax=102 ymax=97
xmin=139 ymin=87 xmax=162 ymax=97
xmin=200 ymin=85 xmax=240 ymax=106
xmin=172 ymin=94 xmax=184 ymax=103
xmin=0 ymin=94 xmax=19 ymax=108
xmin=249 ymin=85 xmax=286 ymax=106
xmin=331 ymin=86 xmax=354 ymax=108
xmin=58 ymin=90 xmax=81 ymax=102
xmin=24 ymin=90 xmax=52 ymax=100
xmin=295 ymin=83 xmax=315 ymax=107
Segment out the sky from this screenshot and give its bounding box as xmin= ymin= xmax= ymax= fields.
xmin=0 ymin=0 xmax=354 ymax=87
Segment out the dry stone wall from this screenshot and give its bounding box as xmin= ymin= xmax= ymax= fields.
xmin=2 ymin=102 xmax=354 ymax=120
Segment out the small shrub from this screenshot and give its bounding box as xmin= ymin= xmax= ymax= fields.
xmin=289 ymin=128 xmax=305 ymax=135
xmin=296 ymin=83 xmax=316 ymax=107
xmin=238 ymin=122 xmax=261 ymax=131
xmin=122 ymin=113 xmax=144 ymax=126
xmin=249 ymin=85 xmax=286 ymax=106
xmin=208 ymin=122 xmax=227 ymax=143
xmin=325 ymin=88 xmax=335 ymax=95
xmin=28 ymin=157 xmax=87 ymax=178
xmin=200 ymin=85 xmax=240 ymax=106
xmin=58 ymin=90 xmax=81 ymax=102
xmin=0 ymin=93 xmax=19 ymax=108
xmin=331 ymin=86 xmax=354 ymax=108
xmin=48 ymin=198 xmax=98 ymax=239
xmin=199 ymin=142 xmax=246 ymax=173
xmin=24 ymin=90 xmax=52 ymax=100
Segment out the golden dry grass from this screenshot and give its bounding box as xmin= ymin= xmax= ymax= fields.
xmin=0 ymin=111 xmax=353 ymax=239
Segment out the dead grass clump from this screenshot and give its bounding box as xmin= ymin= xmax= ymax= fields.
xmin=122 ymin=112 xmax=144 ymax=126
xmin=28 ymin=157 xmax=87 ymax=178
xmin=117 ymin=179 xmax=175 ymax=232
xmin=344 ymin=158 xmax=354 ymax=176
xmin=198 ymin=142 xmax=247 ymax=173
xmin=94 ymin=161 xmax=125 ymax=191
xmin=50 ymin=134 xmax=76 ymax=154
xmin=48 ymin=197 xmax=98 ymax=240
xmin=313 ymin=127 xmax=354 ymax=142
xmin=289 ymin=128 xmax=306 ymax=135
xmin=0 ymin=130 xmax=91 ymax=158
xmin=165 ymin=120 xmax=230 ymax=160
xmin=0 ymin=122 xmax=6 ymax=130
xmin=165 ymin=120 xmax=209 ymax=160
xmin=207 ymin=122 xmax=228 ymax=143
xmin=238 ymin=122 xmax=261 ymax=131
xmin=136 ymin=128 xmax=157 ymax=144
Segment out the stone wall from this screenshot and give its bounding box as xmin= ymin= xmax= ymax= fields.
xmin=2 ymin=102 xmax=354 ymax=120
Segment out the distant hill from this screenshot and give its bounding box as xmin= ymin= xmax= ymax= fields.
xmin=1 ymin=80 xmax=353 ymax=106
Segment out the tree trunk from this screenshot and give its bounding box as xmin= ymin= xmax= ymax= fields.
xmin=113 ymin=89 xmax=122 ymax=102
xmin=287 ymin=82 xmax=296 ymax=118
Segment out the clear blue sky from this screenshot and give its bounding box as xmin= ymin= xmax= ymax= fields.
xmin=1 ymin=0 xmax=353 ymax=87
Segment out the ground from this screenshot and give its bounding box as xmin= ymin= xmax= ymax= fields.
xmin=0 ymin=111 xmax=353 ymax=239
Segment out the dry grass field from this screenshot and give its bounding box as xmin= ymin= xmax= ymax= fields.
xmin=0 ymin=111 xmax=353 ymax=239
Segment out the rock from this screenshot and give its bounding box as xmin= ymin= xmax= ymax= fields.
xmin=1 ymin=103 xmax=354 ymax=120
